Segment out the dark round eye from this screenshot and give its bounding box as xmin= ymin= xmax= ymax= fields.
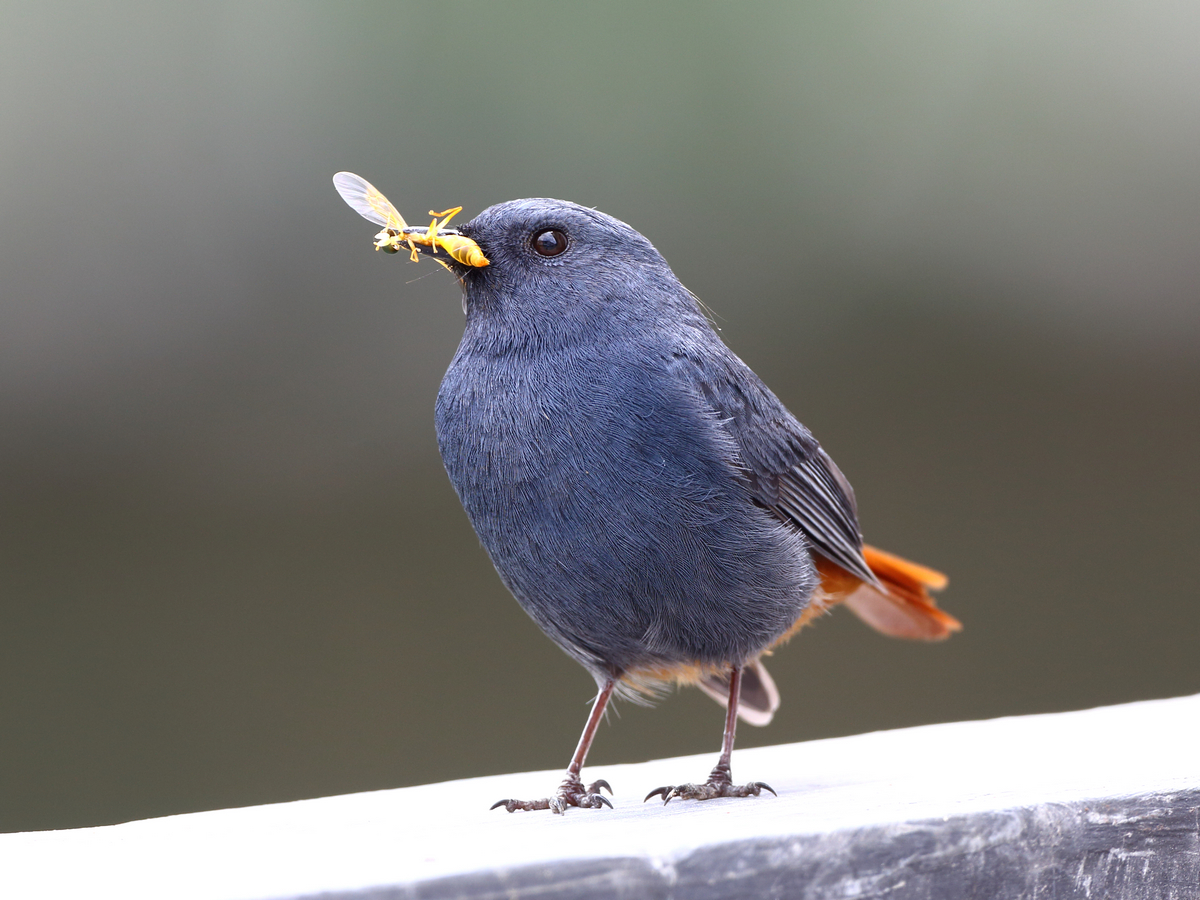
xmin=531 ymin=229 xmax=568 ymax=257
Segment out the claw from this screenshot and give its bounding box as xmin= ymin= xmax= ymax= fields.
xmin=753 ymin=781 xmax=778 ymax=797
xmin=643 ymin=785 xmax=672 ymax=803
xmin=588 ymin=779 xmax=613 ymax=796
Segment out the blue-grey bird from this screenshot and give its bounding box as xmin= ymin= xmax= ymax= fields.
xmin=333 ymin=174 xmax=959 ymax=814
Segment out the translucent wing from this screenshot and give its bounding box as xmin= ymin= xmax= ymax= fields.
xmin=332 ymin=172 xmax=407 ymax=231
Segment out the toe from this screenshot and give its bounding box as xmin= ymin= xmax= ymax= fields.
xmin=490 ymin=797 xmax=552 ymax=812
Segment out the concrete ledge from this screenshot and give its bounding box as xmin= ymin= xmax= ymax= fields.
xmin=2 ymin=694 xmax=1197 ymax=900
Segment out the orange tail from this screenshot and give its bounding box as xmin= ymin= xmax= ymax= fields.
xmin=817 ymin=544 xmax=961 ymax=641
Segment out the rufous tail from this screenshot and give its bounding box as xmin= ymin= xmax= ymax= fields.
xmin=835 ymin=544 xmax=960 ymax=641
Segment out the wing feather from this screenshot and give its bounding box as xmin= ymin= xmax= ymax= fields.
xmin=671 ymin=341 xmax=878 ymax=586
xmin=777 ymin=452 xmax=878 ymax=585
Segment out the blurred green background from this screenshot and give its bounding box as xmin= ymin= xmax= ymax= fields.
xmin=1 ymin=2 xmax=1197 ymax=833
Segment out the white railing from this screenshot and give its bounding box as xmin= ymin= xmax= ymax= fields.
xmin=2 ymin=693 xmax=1197 ymax=899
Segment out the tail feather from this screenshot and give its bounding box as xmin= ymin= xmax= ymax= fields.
xmin=839 ymin=544 xmax=960 ymax=640
xmin=697 ymin=659 xmax=779 ymax=727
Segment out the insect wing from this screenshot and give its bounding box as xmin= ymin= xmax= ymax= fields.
xmin=332 ymin=172 xmax=407 ymax=231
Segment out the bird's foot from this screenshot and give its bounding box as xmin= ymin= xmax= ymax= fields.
xmin=644 ymin=763 xmax=775 ymax=805
xmin=491 ymin=777 xmax=613 ymax=814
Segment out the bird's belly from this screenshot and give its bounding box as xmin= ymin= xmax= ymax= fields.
xmin=435 ymin=356 xmax=816 ymax=675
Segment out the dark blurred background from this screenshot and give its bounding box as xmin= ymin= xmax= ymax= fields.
xmin=1 ymin=2 xmax=1197 ymax=833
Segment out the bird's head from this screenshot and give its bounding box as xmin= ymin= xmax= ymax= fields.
xmin=451 ymin=199 xmax=683 ymax=335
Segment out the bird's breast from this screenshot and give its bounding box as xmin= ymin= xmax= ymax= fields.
xmin=432 ymin=334 xmax=815 ymax=672
xmin=434 ymin=334 xmax=748 ymax=569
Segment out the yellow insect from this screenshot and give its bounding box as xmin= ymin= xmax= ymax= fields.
xmin=332 ymin=172 xmax=489 ymax=268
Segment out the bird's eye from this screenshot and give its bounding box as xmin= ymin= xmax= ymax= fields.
xmin=531 ymin=229 xmax=568 ymax=257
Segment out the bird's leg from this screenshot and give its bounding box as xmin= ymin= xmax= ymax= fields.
xmin=644 ymin=664 xmax=776 ymax=804
xmin=491 ymin=678 xmax=616 ymax=814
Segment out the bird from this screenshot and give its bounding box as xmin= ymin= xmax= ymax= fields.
xmin=333 ymin=174 xmax=960 ymax=814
